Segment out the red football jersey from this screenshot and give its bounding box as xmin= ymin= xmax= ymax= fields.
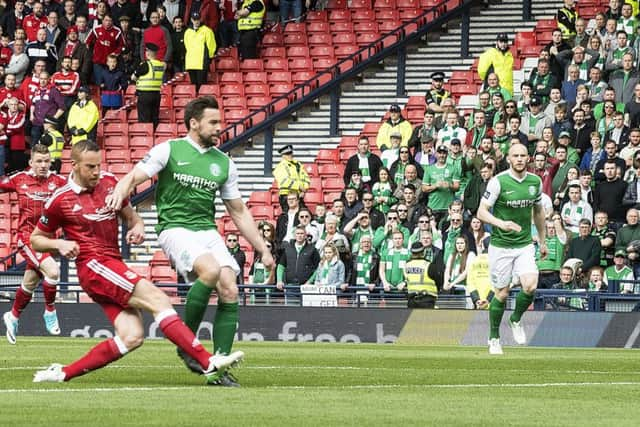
xmin=0 ymin=170 xmax=66 ymax=241
xmin=37 ymin=172 xmax=129 ymax=264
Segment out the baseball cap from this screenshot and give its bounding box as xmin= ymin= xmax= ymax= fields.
xmin=436 ymin=145 xmax=449 ymax=153
xmin=66 ymin=25 xmax=78 ymax=34
xmin=615 ymin=249 xmax=627 ymax=257
xmin=450 ymin=138 xmax=461 ymax=145
xmin=559 ymin=130 xmax=571 ymax=138
xmin=529 ymin=95 xmax=542 ymax=107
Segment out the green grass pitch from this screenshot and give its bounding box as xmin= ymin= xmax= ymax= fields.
xmin=1 ymin=338 xmax=640 ymax=426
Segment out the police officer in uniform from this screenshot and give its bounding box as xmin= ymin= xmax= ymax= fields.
xmin=273 ymin=144 xmax=311 ymax=211
xmin=557 ymin=0 xmax=578 ymax=43
xmin=403 ymin=242 xmax=439 ymax=308
xmin=132 ymin=43 xmax=165 ymax=129
xmin=424 ymin=71 xmax=450 ymax=114
xmin=39 ymin=115 xmax=65 ymax=173
xmin=235 ymin=0 xmax=265 ymax=59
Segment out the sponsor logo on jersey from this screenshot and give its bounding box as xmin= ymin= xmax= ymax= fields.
xmin=25 ymin=191 xmax=51 ymax=201
xmin=172 ymin=172 xmax=218 ymax=191
xmin=82 ymin=206 xmax=116 ymax=222
xmin=177 ymin=161 xmax=191 ymax=166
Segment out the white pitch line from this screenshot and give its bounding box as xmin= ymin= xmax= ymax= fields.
xmin=1 ymin=382 xmax=640 ymax=394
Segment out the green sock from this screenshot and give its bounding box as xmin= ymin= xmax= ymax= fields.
xmin=509 ymin=290 xmax=534 ymax=323
xmin=489 ymin=297 xmax=505 ymax=339
xmin=184 ymin=279 xmax=213 ymax=333
xmin=213 ymin=301 xmax=239 ymax=355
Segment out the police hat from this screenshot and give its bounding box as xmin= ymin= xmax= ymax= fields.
xmin=496 ymin=32 xmax=509 ymax=42
xmin=410 ymin=242 xmax=424 ymax=254
xmin=77 ymin=85 xmax=90 ymax=94
xmin=145 ymin=43 xmax=159 ymax=53
xmin=529 ymin=95 xmax=542 ymax=107
xmin=191 ymin=11 xmax=201 ymax=19
xmin=278 ymin=144 xmax=294 ymax=155
xmin=389 ymin=103 xmax=401 ymax=113
xmin=430 ymin=71 xmax=445 ymax=81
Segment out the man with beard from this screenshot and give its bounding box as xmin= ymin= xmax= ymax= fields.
xmin=572 ymin=108 xmax=594 ymax=154
xmin=107 ymin=96 xmax=274 ymax=387
xmin=56 ymin=26 xmax=91 ymax=86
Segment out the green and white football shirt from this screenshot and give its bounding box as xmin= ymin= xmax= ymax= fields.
xmin=482 ymin=170 xmax=543 ymax=249
xmin=137 ymin=136 xmax=241 ymax=233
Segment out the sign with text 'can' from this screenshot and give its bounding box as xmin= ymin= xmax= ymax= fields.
xmin=300 ymin=285 xmax=338 ymax=307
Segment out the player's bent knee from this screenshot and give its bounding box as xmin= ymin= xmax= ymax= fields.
xmin=217 ymin=268 xmax=239 ymax=301
xmin=119 ymin=332 xmax=144 ymax=351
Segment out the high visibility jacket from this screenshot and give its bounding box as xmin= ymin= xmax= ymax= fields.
xmin=46 ymin=129 xmax=65 ymax=160
xmin=67 ymin=100 xmax=100 ymax=145
xmin=466 ymin=254 xmax=493 ymax=302
xmin=557 ymin=7 xmax=578 ymax=40
xmin=136 ymin=59 xmax=164 ymax=92
xmin=273 ymin=159 xmax=310 ymax=195
xmin=404 ymin=259 xmax=438 ymax=297
xmin=238 ymin=0 xmax=265 ymax=31
xmin=184 ymin=24 xmax=216 ymax=71
xmin=477 ymin=47 xmax=514 ymax=95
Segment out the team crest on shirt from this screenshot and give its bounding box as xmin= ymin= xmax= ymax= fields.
xmin=210 ymin=164 xmax=221 ymax=177
xmin=528 ymin=186 xmax=536 ymax=195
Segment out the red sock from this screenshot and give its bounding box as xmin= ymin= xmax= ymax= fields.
xmin=42 ymin=281 xmax=57 ymax=312
xmin=62 ymin=338 xmax=124 ymax=381
xmin=159 ymin=314 xmax=211 ymax=370
xmin=11 ymin=286 xmax=33 ymax=318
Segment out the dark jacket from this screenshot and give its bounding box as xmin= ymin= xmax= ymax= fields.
xmin=616 ymin=223 xmax=640 ymax=251
xmin=343 ymin=152 xmax=383 ymax=187
xmin=567 ymin=234 xmax=602 ymax=271
xmin=593 ymin=178 xmax=628 ymax=222
xmin=623 ymin=177 xmax=640 ymax=209
xmin=605 ymin=126 xmax=632 ymax=151
xmin=275 ymin=211 xmax=299 ymax=244
xmin=278 ymin=241 xmax=320 ymax=285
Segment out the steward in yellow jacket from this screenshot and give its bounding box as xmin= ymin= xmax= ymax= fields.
xmin=67 ymin=87 xmax=100 ymax=145
xmin=272 ymin=144 xmax=310 ymax=210
xmin=478 ymin=33 xmax=514 ymax=95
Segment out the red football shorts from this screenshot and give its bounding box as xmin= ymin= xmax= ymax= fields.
xmin=77 ymin=257 xmax=143 ymax=323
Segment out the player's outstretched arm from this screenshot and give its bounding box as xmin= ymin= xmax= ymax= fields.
xmin=120 ymin=204 xmax=146 ymax=245
xmin=31 ymin=228 xmax=79 ymax=259
xmin=106 ymin=167 xmax=151 ymax=211
xmin=224 ymin=197 xmax=275 ymax=270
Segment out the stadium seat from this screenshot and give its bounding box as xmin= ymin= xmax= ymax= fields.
xmin=314 ymin=57 xmax=339 ymax=73
xmin=304 ymin=163 xmax=319 ymax=177
xmin=106 ymin=149 xmax=131 ymax=163
xmin=399 ymin=8 xmax=422 ymax=22
xmin=322 ymin=177 xmax=345 ymax=192
xmin=130 ymin=149 xmax=147 ymax=162
xmin=60 ymin=161 xmax=73 ymax=175
xmin=247 ymin=191 xmax=272 ymax=207
xmin=316 ymin=149 xmax=339 ymax=164
xmin=334 ymin=45 xmax=360 ymax=60
xmin=244 ymin=71 xmax=268 ymax=84
xmin=269 ymin=83 xmax=295 ymax=99
xmin=129 ymin=123 xmax=154 ymax=138
xmin=220 ymin=71 xmax=243 ymax=84
xmin=247 ymin=96 xmax=272 ymax=111
xmin=351 ymin=9 xmax=376 ymax=22
xmin=103 ymin=122 xmax=128 ymax=137
xmin=339 ymin=148 xmax=354 ymax=162
xmin=318 ymin=163 xmax=344 ymax=178
xmin=303 ymin=191 xmax=324 ymax=210
xmin=128 ymin=108 xmax=139 ymax=123
xmin=308 ymin=176 xmax=323 ymax=192
xmin=155 ymin=123 xmax=178 ymax=139
xmin=376 ymin=9 xmax=400 ymax=21
xmin=173 ymin=84 xmax=196 ymax=99
xmin=306 ymin=10 xmax=328 ymax=21
xmin=292 ymin=70 xmax=318 ymax=86
xmin=536 ymin=19 xmax=557 ymax=32
xmin=284 ymin=33 xmax=308 ymax=46
xmin=222 ymin=97 xmax=248 ymax=111
xmin=397 ymin=0 xmax=419 ymax=8
xmin=102 ymin=109 xmax=126 ymax=123
xmin=103 ymin=136 xmax=129 ymax=150
xmin=310 ymin=45 xmax=336 ymax=59
xmin=150 ymin=250 xmax=171 ymax=267
xmin=287 ymin=46 xmax=311 ymax=59
xmin=151 ymin=265 xmax=177 ymax=283
xmin=246 ymin=83 xmax=271 ymax=97
xmin=357 ymin=32 xmax=381 ymax=47
xmin=329 ymin=9 xmax=351 ymax=22
xmin=158 ymin=108 xmax=174 ymax=123
xmin=307 ymin=21 xmax=330 ymax=33
xmin=283 ymin=22 xmax=307 ymax=35
xmin=350 ymin=0 xmax=372 ymax=8
xmin=240 ymin=59 xmax=264 ymax=72
xmin=330 ymin=21 xmax=354 ymax=33
xmin=333 ymin=33 xmax=357 ymax=46
xmin=354 ymin=21 xmax=379 ymax=33
xmin=323 ymin=191 xmax=343 ymax=204
xmin=249 ymin=205 xmax=274 ymax=220
xmin=261 ymin=32 xmax=284 ymax=46
xmin=451 ymin=83 xmax=478 ymax=96
xmin=108 ymin=163 xmax=133 ymax=179
xmin=129 ymin=136 xmax=154 ymax=150
xmin=361 ymin=122 xmax=381 ymax=137
xmin=220 ymin=84 xmax=246 ymax=99
xmin=327 ymin=0 xmax=347 ymax=7
xmin=378 ymin=20 xmax=403 ymax=32
xmin=289 ymin=57 xmax=314 ymax=72
xmin=261 ymin=46 xmax=286 ymax=58
xmin=264 ymin=59 xmax=290 ymax=72
xmin=128 ymin=264 xmax=151 ymax=280
xmin=308 ymin=32 xmax=333 ymax=46
xmin=374 ymin=0 xmax=396 ymax=8
xmin=340 ymin=136 xmax=361 ymax=150
xmin=198 ymin=84 xmax=221 ymax=98
xmin=216 ymin=57 xmax=240 ymax=72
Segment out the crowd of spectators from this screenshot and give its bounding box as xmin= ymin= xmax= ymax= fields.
xmin=225 ymin=0 xmax=640 ymax=307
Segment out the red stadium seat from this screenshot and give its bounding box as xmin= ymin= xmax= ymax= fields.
xmin=374 ymin=0 xmax=396 ymax=8
xmin=198 ymin=84 xmax=221 ymax=98
xmin=323 ymin=192 xmax=342 ymax=204
xmin=316 ymin=149 xmax=339 ymax=164
xmin=222 ymin=97 xmax=248 ymax=111
xmin=151 ymin=265 xmax=177 ymax=283
xmin=327 ymin=0 xmax=347 ymax=7
xmin=129 ymin=123 xmax=154 ymax=138
xmin=350 ymin=0 xmax=372 ymax=8
xmin=334 ymin=45 xmax=360 ymax=60
xmin=357 ymin=32 xmax=381 ymax=46
xmin=340 ymin=136 xmax=361 ymax=150
xmin=376 ymin=9 xmax=400 ymax=21
xmin=314 ymin=57 xmax=339 ymax=72
xmin=220 ymin=83 xmax=246 ymax=99
xmin=269 ymin=83 xmax=295 ymax=99
xmin=247 ymin=96 xmax=271 ymax=111
xmin=303 ymin=191 xmax=325 ymax=210
xmin=150 ymin=250 xmax=171 ymax=267
xmin=307 ymin=21 xmax=330 ymax=33
xmin=240 ymin=58 xmax=264 ymax=72
xmin=399 ymin=8 xmax=421 ymax=22
xmin=261 ymin=46 xmax=286 ymax=58
xmin=397 ymin=0 xmax=419 ymax=8
xmin=536 ymin=19 xmax=557 ymax=32
xmin=329 ymin=9 xmax=351 ymax=22
xmin=244 ymin=71 xmax=268 ymax=84
xmin=304 ymin=163 xmax=319 ymax=177
xmin=158 ymin=108 xmax=173 ymax=123
xmin=130 ymin=149 xmax=147 ymax=162
xmin=245 ymin=83 xmax=271 ymax=97
xmin=216 ymin=57 xmax=240 ymax=72
xmin=103 ymin=136 xmax=129 ymax=150
xmin=289 ymin=57 xmax=314 ymax=72
xmin=249 ymin=205 xmax=274 ymax=220
xmin=333 ymin=33 xmax=357 ymax=46
xmin=361 ymin=122 xmax=381 ymax=137
xmin=108 ymin=162 xmax=133 ymax=179
xmin=102 ymin=109 xmax=126 ymax=123
xmin=261 ymin=32 xmax=284 ymax=46
xmin=129 ymin=136 xmax=154 ymax=149
xmin=330 ymin=22 xmax=354 ymax=33
xmin=106 ymin=149 xmax=131 ymax=163
xmin=452 ymin=83 xmax=478 ymax=96
xmin=287 ymin=46 xmax=311 ymax=58
xmin=351 ymin=9 xmax=376 ymax=22
xmin=283 ymin=33 xmax=308 ymax=47
xmin=247 ymin=191 xmax=272 ymax=207
xmin=322 ymin=177 xmax=345 ymax=191
xmin=103 ymin=123 xmax=128 ymax=137
xmin=309 ymin=45 xmax=335 ymax=59
xmin=306 ymin=10 xmax=328 ymax=21
xmin=292 ymin=70 xmax=317 ymax=85
xmin=308 ymin=32 xmax=333 ymax=46
xmin=155 ymin=123 xmax=178 ymax=139
xmin=264 ymin=59 xmax=290 ymax=72
xmin=283 ymin=22 xmax=307 ymax=35
xmin=129 ymin=264 xmax=151 ymax=280
xmin=220 ymin=71 xmax=243 ymax=84
xmin=354 ymin=21 xmax=379 ymax=33
xmin=173 ymin=84 xmax=196 ymax=99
